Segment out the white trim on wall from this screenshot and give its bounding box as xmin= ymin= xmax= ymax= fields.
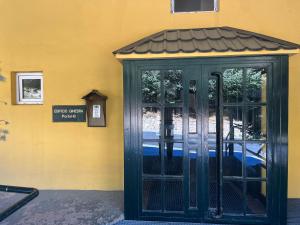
xmin=16 ymin=72 xmax=44 ymax=105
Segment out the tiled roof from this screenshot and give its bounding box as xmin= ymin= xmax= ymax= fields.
xmin=113 ymin=27 xmax=300 ymax=54
xmin=82 ymin=90 xmax=107 ymax=100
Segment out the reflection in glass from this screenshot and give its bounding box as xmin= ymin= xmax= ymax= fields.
xmin=143 ymin=180 xmax=161 ymax=210
xmin=164 ymin=143 xmax=183 ymax=175
xmin=164 ymin=70 xmax=183 ymax=104
xmin=189 ymin=80 xmax=197 ymax=134
xmin=142 ymin=70 xmax=161 ymax=103
xmin=165 ymin=180 xmax=183 ymax=211
xmin=246 ymin=106 xmax=267 ymax=140
xmin=143 ymin=142 xmax=161 ymax=175
xmin=209 ymin=144 xmax=217 ymax=209
xmin=209 ymin=78 xmax=217 ymax=135
xmin=208 ymin=144 xmax=217 ymax=179
xmin=143 ymin=107 xmax=161 ymax=140
xmin=223 ymin=68 xmax=243 ymax=103
xmin=208 ymin=77 xmax=218 ymax=209
xmin=208 ymin=76 xmax=217 ymax=170
xmin=208 ymin=114 xmax=217 ymax=182
xmin=164 ymin=108 xmax=183 ymax=140
xmin=246 ymin=68 xmax=267 ymax=103
xmin=246 ymin=181 xmax=267 ymax=215
xmin=223 ymin=181 xmax=244 ymax=214
xmin=223 ymin=106 xmax=243 ymax=140
xmin=209 ymin=182 xmax=217 ymax=209
xmin=22 ymin=79 xmax=41 ymax=99
xmin=189 ymin=149 xmax=197 ymax=207
xmin=174 ymin=0 xmax=215 ymax=12
xmin=246 ymin=143 xmax=267 ymax=178
xmin=223 ymin=143 xmax=243 ymax=177
xmin=209 ymin=79 xmax=217 ymax=105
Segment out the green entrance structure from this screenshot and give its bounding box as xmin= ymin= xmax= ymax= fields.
xmin=114 ymin=27 xmax=300 ymax=225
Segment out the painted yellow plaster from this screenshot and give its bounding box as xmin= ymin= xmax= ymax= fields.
xmin=0 ymin=0 xmax=299 ymax=196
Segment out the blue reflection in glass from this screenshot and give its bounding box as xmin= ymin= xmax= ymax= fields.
xmin=246 ymin=143 xmax=267 ymax=178
xmin=143 ymin=107 xmax=161 ymax=140
xmin=143 ymin=142 xmax=161 ymax=175
xmin=223 ymin=143 xmax=243 ymax=177
xmin=143 ymin=142 xmax=160 ymax=156
xmin=164 ymin=142 xmax=183 ymax=175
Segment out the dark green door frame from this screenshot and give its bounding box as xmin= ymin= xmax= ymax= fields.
xmin=123 ymin=55 xmax=288 ymax=225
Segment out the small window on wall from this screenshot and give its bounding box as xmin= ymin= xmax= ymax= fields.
xmin=171 ymin=0 xmax=218 ymax=13
xmin=15 ymin=72 xmax=44 ymax=104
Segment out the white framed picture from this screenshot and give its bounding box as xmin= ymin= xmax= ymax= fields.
xmin=16 ymin=72 xmax=44 ymax=104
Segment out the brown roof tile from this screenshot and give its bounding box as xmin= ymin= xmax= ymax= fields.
xmin=113 ymin=27 xmax=300 ymax=54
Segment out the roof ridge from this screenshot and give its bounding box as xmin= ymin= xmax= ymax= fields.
xmin=164 ymin=26 xmax=225 ymax=32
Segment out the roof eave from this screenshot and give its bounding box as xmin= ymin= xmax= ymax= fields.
xmin=115 ymin=49 xmax=300 ymax=60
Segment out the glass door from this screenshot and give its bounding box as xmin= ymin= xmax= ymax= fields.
xmin=204 ymin=65 xmax=270 ymax=223
xmin=138 ymin=64 xmax=271 ymax=222
xmin=124 ymin=57 xmax=286 ymax=225
xmin=140 ymin=66 xmax=202 ymax=217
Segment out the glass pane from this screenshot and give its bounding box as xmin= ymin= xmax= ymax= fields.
xmin=164 ymin=70 xmax=183 ymax=104
xmin=143 ymin=107 xmax=161 ymax=140
xmin=246 ymin=68 xmax=267 ymax=103
xmin=223 ymin=143 xmax=243 ymax=177
xmin=209 ymin=137 xmax=218 ymax=210
xmin=142 ymin=70 xmax=161 ymax=103
xmin=174 ymin=0 xmax=201 ymax=12
xmin=189 ymin=80 xmax=197 ymax=134
xmin=209 ymin=78 xmax=217 ymax=134
xmin=223 ymin=68 xmax=243 ymax=104
xmin=164 ymin=142 xmax=183 ymax=175
xmin=174 ymin=0 xmax=215 ymax=12
xmin=209 ymin=77 xmax=218 ymax=209
xmin=164 ymin=108 xmax=183 ymax=140
xmin=201 ymin=0 xmax=215 ymax=11
xmin=143 ymin=180 xmax=161 ymax=211
xmin=209 ymin=78 xmax=217 ymax=102
xmin=246 ymin=181 xmax=267 ymax=215
xmin=246 ymin=106 xmax=267 ymax=140
xmin=246 ymin=143 xmax=267 ymax=179
xmin=209 ymin=181 xmax=217 ymax=209
xmin=208 ymin=110 xmax=218 ymax=182
xmin=209 ymin=76 xmax=218 ymax=178
xmin=209 ymin=144 xmax=217 ymax=180
xmin=165 ymin=180 xmax=183 ymax=211
xmin=189 ymin=149 xmax=197 ymax=208
xmin=143 ymin=142 xmax=161 ymax=175
xmin=223 ymin=106 xmax=243 ymax=140
xmin=223 ymin=181 xmax=244 ymax=214
xmin=22 ymin=79 xmax=41 ymax=99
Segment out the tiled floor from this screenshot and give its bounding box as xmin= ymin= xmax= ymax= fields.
xmin=0 ymin=191 xmax=299 ymax=225
xmin=0 ymin=191 xmax=124 ymax=225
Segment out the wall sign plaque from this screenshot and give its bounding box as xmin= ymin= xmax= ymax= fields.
xmin=52 ymin=105 xmax=86 ymax=122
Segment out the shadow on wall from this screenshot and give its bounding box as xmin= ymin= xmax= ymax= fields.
xmin=0 ymin=74 xmax=9 ymax=141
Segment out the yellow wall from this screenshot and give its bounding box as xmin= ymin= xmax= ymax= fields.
xmin=0 ymin=0 xmax=299 ymax=196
